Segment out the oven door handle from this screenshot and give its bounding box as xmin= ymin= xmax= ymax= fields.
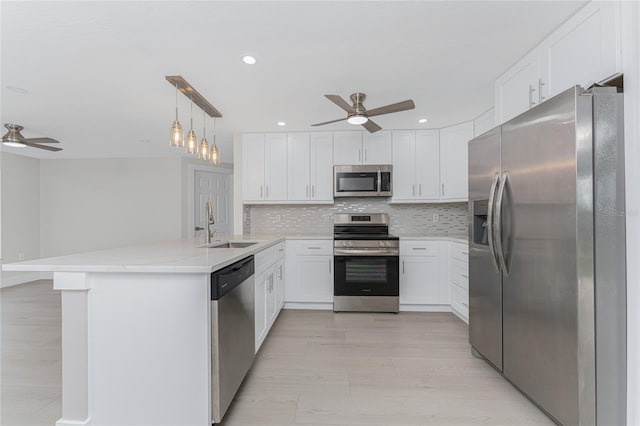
xmin=334 ymin=248 xmax=399 ymax=256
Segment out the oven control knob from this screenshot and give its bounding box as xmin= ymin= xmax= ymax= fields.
xmin=348 ymin=241 xmax=354 ymax=247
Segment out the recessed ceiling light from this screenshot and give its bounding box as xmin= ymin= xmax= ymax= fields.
xmin=418 ymin=118 xmax=428 ymax=123
xmin=277 ymin=121 xmax=286 ymax=126
xmin=242 ymin=56 xmax=256 ymax=65
xmin=5 ymin=86 xmax=29 ymax=94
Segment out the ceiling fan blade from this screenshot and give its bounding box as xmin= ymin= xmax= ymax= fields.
xmin=325 ymin=95 xmax=355 ymax=113
xmin=366 ymin=99 xmax=415 ymax=117
xmin=25 ymin=137 xmax=60 ymax=144
xmin=22 ymin=141 xmax=63 ymax=151
xmin=362 ymin=120 xmax=382 ymax=133
xmin=311 ymin=117 xmax=349 ymax=126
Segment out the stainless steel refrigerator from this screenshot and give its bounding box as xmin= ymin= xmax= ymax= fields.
xmin=468 ymin=86 xmax=626 ymax=426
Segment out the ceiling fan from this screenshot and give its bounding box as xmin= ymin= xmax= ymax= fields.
xmin=2 ymin=124 xmax=62 ymax=151
xmin=311 ymin=92 xmax=415 ymax=133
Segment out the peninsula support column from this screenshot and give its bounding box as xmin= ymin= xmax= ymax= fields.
xmin=54 ymin=272 xmax=92 ymax=426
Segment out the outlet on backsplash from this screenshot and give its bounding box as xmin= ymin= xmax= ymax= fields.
xmin=432 ymin=213 xmax=439 ymax=222
xmin=275 ymin=214 xmax=282 ymax=223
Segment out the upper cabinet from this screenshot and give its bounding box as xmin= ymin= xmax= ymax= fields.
xmin=333 ymin=130 xmax=392 ymax=165
xmin=391 ymin=130 xmax=440 ymax=202
xmin=288 ymin=132 xmax=333 ymax=202
xmin=242 ymin=133 xmax=287 ymax=202
xmin=440 ymin=121 xmax=474 ymax=201
xmin=495 ymin=1 xmax=621 ymax=125
xmin=474 ymin=108 xmax=495 ymax=137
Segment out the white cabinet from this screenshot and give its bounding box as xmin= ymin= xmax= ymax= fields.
xmin=333 ymin=131 xmax=392 ymax=165
xmin=255 ymin=241 xmax=286 ymax=352
xmin=449 ymin=241 xmax=469 ymax=323
xmin=474 ymin=108 xmax=495 ymax=137
xmin=285 ymin=240 xmax=333 ymax=305
xmin=399 ymin=241 xmax=448 ymax=305
xmin=495 ymin=2 xmax=621 ymax=125
xmin=439 ymin=122 xmax=473 ymax=201
xmin=494 ymin=49 xmax=541 ymax=124
xmin=539 ymin=1 xmax=621 ymax=100
xmin=242 ymin=133 xmax=287 ymax=202
xmin=391 ymin=130 xmax=440 ymax=202
xmin=287 ymin=132 xmax=333 ymax=202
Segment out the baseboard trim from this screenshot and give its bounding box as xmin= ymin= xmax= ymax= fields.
xmin=56 ymin=417 xmax=92 ymax=426
xmin=0 ymin=272 xmax=52 ymax=288
xmin=283 ymin=302 xmax=333 ymax=310
xmin=399 ymin=304 xmax=452 ymax=312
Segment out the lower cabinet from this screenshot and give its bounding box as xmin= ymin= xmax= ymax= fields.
xmin=399 ymin=241 xmax=449 ymax=306
xmin=449 ymin=241 xmax=469 ymax=323
xmin=285 ymin=240 xmax=333 ymax=305
xmin=255 ymin=241 xmax=286 ymax=353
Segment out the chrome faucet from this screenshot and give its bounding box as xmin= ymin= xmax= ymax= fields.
xmin=205 ymin=200 xmax=215 ymax=244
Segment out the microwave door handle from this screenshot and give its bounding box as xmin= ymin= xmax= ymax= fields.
xmin=377 ymin=169 xmax=381 ymax=195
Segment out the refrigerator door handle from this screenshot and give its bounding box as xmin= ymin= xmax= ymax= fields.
xmin=495 ymin=171 xmax=509 ymax=275
xmin=487 ymin=173 xmax=501 ymax=273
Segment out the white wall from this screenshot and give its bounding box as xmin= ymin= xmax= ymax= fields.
xmin=1 ymin=152 xmax=42 ymax=286
xmin=39 ymin=158 xmax=182 ymax=257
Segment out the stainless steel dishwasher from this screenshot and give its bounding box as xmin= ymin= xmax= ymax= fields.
xmin=210 ymin=256 xmax=255 ymax=424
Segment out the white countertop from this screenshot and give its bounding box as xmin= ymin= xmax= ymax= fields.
xmin=3 ymin=233 xmax=467 ymax=274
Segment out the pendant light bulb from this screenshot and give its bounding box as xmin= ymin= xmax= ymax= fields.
xmin=209 ymin=116 xmax=220 ymax=165
xmin=185 ymin=95 xmax=198 ymax=154
xmin=199 ymin=109 xmax=210 ymax=161
xmin=170 ymin=82 xmax=184 ymax=147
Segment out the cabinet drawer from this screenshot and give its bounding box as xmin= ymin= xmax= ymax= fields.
xmin=287 ymin=240 xmax=333 ymax=256
xmin=400 ymin=241 xmax=438 ymax=257
xmin=450 ymin=258 xmax=469 ymax=290
xmin=274 ymin=241 xmax=286 ymax=260
xmin=451 ymin=284 xmax=469 ymax=321
xmin=450 ymin=242 xmax=469 ymax=262
xmin=255 ymin=245 xmax=278 ymax=274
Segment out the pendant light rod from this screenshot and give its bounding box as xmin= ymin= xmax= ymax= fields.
xmin=165 ymin=75 xmax=222 ymax=118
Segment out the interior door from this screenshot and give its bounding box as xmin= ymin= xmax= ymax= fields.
xmin=194 ymin=170 xmax=232 ymax=236
xmin=468 ymin=126 xmax=502 ymax=371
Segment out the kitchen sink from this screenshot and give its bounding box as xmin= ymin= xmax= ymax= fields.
xmin=204 ymin=241 xmax=258 ymax=249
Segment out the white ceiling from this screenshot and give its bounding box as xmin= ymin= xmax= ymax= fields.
xmin=1 ymin=1 xmax=587 ymax=162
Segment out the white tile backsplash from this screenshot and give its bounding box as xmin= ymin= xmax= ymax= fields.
xmin=244 ymin=199 xmax=468 ymax=236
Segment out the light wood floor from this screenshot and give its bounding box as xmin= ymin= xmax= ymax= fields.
xmin=1 ymin=281 xmax=554 ymax=426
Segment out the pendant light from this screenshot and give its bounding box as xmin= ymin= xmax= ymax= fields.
xmin=209 ymin=116 xmax=220 ymax=165
xmin=198 ymin=109 xmax=210 ymax=161
xmin=169 ymin=82 xmax=184 ymax=147
xmin=185 ymin=94 xmax=198 ymax=154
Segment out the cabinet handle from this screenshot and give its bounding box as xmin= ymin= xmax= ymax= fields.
xmin=329 ymin=262 xmax=332 ymax=274
xmin=365 ymin=149 xmax=368 ymax=162
xmin=441 ymin=183 xmax=445 ymax=196
xmin=462 ymin=251 xmax=468 ymax=255
xmin=462 ymin=274 xmax=468 ymax=279
xmin=419 ymin=184 xmax=422 ymax=197
xmin=312 ymin=185 xmax=315 ymax=198
xmin=402 ymin=260 xmax=405 ymax=275
xmin=266 ymin=185 xmax=269 ymax=198
xmin=358 ymin=150 xmax=362 ymax=163
xmin=306 ymin=185 xmax=309 ymax=198
xmin=462 ymin=302 xmax=469 ymax=307
xmin=307 ymin=247 xmax=321 ymax=250
xmin=412 ymin=247 xmax=427 ymax=250
xmin=412 ymin=184 xmax=415 ymax=196
xmin=538 ymin=78 xmax=546 ymax=101
xmin=528 ymin=84 xmax=536 ymax=108
xmin=260 ymin=186 xmax=263 ymax=198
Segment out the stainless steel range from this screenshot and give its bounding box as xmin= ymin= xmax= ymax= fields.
xmin=333 ymin=213 xmax=399 ymax=313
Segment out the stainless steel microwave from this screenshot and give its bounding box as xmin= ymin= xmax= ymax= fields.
xmin=334 ymin=165 xmax=392 ymax=197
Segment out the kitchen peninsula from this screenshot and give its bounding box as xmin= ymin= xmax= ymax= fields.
xmin=3 ymin=236 xmax=287 ymax=426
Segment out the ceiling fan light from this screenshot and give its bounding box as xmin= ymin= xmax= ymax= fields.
xmin=2 ymin=140 xmax=27 ymax=148
xmin=348 ymin=115 xmax=368 ymax=125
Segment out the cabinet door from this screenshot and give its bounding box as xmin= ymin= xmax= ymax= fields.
xmin=400 ymin=256 xmax=439 ymax=304
xmin=299 ymin=256 xmax=333 ymax=303
xmin=242 ymin=134 xmax=265 ymax=201
xmin=266 ymin=273 xmax=277 ymax=327
xmin=275 ymin=261 xmax=285 ymax=312
xmin=254 ymin=270 xmax=268 ymax=352
xmin=264 ymin=133 xmax=288 ymax=201
xmin=415 ymin=130 xmax=440 ymax=201
xmin=440 ymin=122 xmax=474 ymax=201
xmin=391 ymin=131 xmax=416 ymax=201
xmin=363 ymin=131 xmax=392 ymax=164
xmin=495 ymin=49 xmax=540 ymax=124
xmin=333 ymin=131 xmax=363 ymax=165
xmin=310 ymin=132 xmax=334 ymax=201
xmin=474 ymin=108 xmax=495 ymax=137
xmin=287 ymin=133 xmax=311 ymax=201
xmin=539 ymin=1 xmax=620 ymax=100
